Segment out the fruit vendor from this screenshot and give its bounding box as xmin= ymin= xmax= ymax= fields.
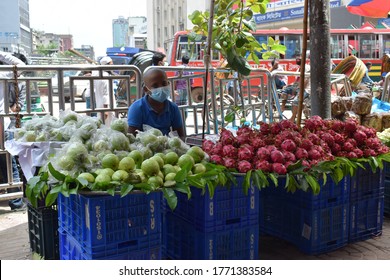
xmin=127 ymin=68 xmax=184 ymax=138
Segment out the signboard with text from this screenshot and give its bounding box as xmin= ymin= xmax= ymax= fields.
xmin=255 ymin=1 xmax=341 ymax=24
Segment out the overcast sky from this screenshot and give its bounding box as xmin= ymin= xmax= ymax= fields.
xmin=29 ymin=0 xmax=147 ymax=56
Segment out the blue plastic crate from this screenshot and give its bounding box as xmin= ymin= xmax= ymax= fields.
xmin=262 ymin=175 xmax=350 ymax=209
xmin=164 ymin=176 xmax=259 ymax=232
xmin=58 ymin=192 xmax=161 ymax=252
xmin=349 ymin=195 xmax=384 ymax=243
xmin=350 ymin=165 xmax=385 ymax=202
xmin=163 ymin=212 xmax=258 ymax=260
xmin=259 ymin=195 xmax=349 ymax=255
xmin=385 ymin=180 xmax=390 ymax=197
xmin=59 ymin=231 xmax=161 ymax=260
xmin=384 ymin=162 xmax=390 ymax=179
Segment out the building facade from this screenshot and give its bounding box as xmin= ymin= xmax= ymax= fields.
xmin=74 ymin=45 xmax=95 ymax=61
xmin=112 ymin=16 xmax=130 ymax=47
xmin=0 ymin=0 xmax=31 ymax=55
xmin=59 ymin=34 xmax=73 ymax=51
xmin=147 ymin=0 xmax=189 ymax=53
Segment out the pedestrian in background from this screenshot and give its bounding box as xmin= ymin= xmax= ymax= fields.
xmin=0 ymin=51 xmax=27 ymax=210
xmin=152 ymin=52 xmax=167 ymax=66
xmin=174 ymin=55 xmax=193 ymax=119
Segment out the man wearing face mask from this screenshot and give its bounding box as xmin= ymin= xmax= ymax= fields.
xmin=127 ymin=68 xmax=184 ymax=137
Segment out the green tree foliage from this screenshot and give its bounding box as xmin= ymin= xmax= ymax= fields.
xmin=36 ymin=42 xmax=59 ymax=56
xmin=188 ymin=0 xmax=286 ymax=76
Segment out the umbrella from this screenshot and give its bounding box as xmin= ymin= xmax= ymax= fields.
xmin=346 ymin=0 xmax=390 ymax=18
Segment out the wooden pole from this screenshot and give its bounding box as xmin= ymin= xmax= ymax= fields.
xmin=68 ymin=48 xmax=97 ymax=64
xmin=202 ymin=0 xmax=216 ymax=139
xmin=297 ymin=0 xmax=309 ymax=126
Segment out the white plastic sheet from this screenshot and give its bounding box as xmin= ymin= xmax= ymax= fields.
xmin=4 ymin=139 xmax=64 ymax=180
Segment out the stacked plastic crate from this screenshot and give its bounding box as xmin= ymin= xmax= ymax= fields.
xmin=57 ymin=192 xmax=161 ymax=260
xmin=349 ymin=165 xmax=385 ymax=242
xmin=27 ymin=203 xmax=59 ymax=260
xmin=385 ymin=163 xmax=390 ymax=216
xmin=163 ymin=176 xmax=259 ymax=260
xmin=259 ymin=176 xmax=350 ymax=255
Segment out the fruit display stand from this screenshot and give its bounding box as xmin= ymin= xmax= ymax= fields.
xmin=163 ymin=175 xmax=259 ymax=260
xmin=57 ymin=191 xmax=161 ymax=260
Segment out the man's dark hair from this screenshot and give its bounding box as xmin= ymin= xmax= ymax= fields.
xmin=182 ymin=55 xmax=190 ymax=64
xmin=366 ymin=62 xmax=372 ymax=67
xmin=152 ymin=52 xmax=166 ymax=66
xmin=12 ymin=53 xmax=28 ymax=64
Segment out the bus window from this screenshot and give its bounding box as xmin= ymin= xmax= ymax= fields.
xmin=348 ymin=35 xmax=359 ymax=56
xmin=331 ymin=35 xmax=346 ymax=59
xmin=359 ymin=34 xmax=378 ymax=58
xmin=176 ymin=35 xmax=209 ymax=61
xmin=284 ymin=35 xmax=301 ymax=58
xmin=385 ymin=34 xmax=390 ymax=54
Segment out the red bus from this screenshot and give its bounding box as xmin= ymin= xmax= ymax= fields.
xmin=168 ymin=28 xmax=390 ymax=86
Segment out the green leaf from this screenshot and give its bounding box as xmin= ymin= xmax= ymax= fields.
xmin=76 ymin=177 xmax=89 ymax=187
xmin=45 ymin=192 xmax=58 ymax=207
xmin=48 ymin=162 xmax=65 ymax=181
xmin=69 ymin=186 xmax=79 ymax=195
xmin=242 ymin=19 xmax=257 ymax=31
xmin=305 ymin=174 xmax=320 ymax=195
xmin=174 ymin=182 xmax=191 ymax=199
xmin=224 ymin=110 xmax=236 ymax=123
xmin=120 ymin=184 xmax=134 ymax=197
xmin=163 ymin=188 xmax=178 ymax=210
xmin=251 ymin=171 xmax=261 ymax=190
xmin=268 ymin=173 xmax=278 ymax=187
xmin=27 ymin=176 xmax=41 ymax=188
xmin=251 ymin=4 xmax=261 ymax=13
xmin=49 ymin=185 xmax=62 ymax=194
xmin=106 ymin=188 xmax=115 ymax=196
xmin=175 ymin=166 xmax=188 ymax=183
xmin=259 ymin=2 xmax=267 ymax=14
xmin=188 ymin=175 xmax=205 ymax=188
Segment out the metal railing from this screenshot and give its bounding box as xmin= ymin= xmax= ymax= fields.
xmin=0 ymin=64 xmax=142 ymax=201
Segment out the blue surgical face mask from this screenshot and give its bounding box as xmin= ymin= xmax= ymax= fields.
xmin=149 ymin=86 xmax=171 ymax=103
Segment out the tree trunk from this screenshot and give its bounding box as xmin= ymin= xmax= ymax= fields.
xmin=309 ymin=0 xmax=331 ymax=119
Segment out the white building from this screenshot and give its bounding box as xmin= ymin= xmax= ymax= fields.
xmin=147 ymin=0 xmax=185 ymax=52
xmin=0 ymin=0 xmax=31 ymax=55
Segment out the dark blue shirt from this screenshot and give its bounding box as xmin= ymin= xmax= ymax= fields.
xmin=127 ymin=95 xmax=183 ymax=135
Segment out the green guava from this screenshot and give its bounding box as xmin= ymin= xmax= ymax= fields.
xmin=101 ymin=154 xmax=119 ymax=170
xmin=150 ymin=156 xmax=164 ymax=169
xmin=128 ymin=150 xmax=144 ymax=168
xmin=78 ymin=172 xmax=95 ymax=183
xmin=164 ymin=152 xmax=179 ymax=165
xmin=66 ymin=142 xmax=88 ymax=162
xmin=110 ymin=132 xmax=130 ymax=151
xmin=95 ymin=174 xmax=111 ymax=189
xmin=165 ymin=172 xmax=176 ymax=181
xmin=118 ymin=156 xmax=135 ymax=172
xmin=112 ymin=170 xmax=129 ymax=182
xmin=186 ymin=146 xmax=205 ymax=163
xmin=57 ymin=155 xmax=75 ymax=171
xmin=177 ymin=154 xmax=195 ymax=170
xmin=162 ymin=164 xmax=176 ymax=176
xmin=192 ymin=163 xmax=207 ymax=174
xmin=147 ymin=176 xmax=163 ymax=188
xmin=110 ymin=118 xmax=128 ymax=134
xmin=141 ymin=158 xmax=160 ymax=176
